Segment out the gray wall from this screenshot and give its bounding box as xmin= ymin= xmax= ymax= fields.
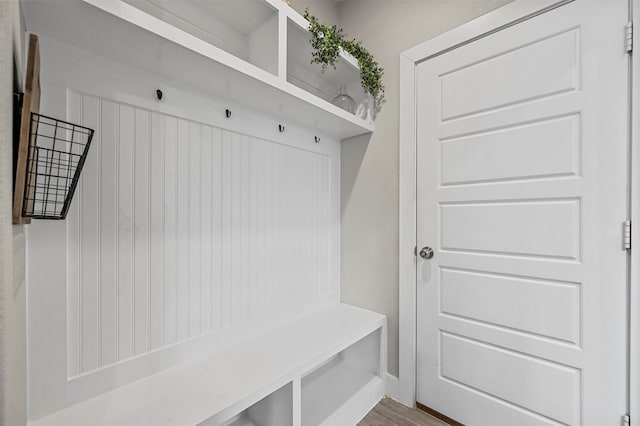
xmin=293 ymin=0 xmax=513 ymax=377
xmin=0 ymin=1 xmax=26 ymax=425
xmin=291 ymin=0 xmax=339 ymax=24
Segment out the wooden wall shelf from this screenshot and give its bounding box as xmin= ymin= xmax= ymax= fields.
xmin=13 ymin=33 xmax=40 ymax=225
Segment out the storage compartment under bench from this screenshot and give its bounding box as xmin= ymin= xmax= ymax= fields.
xmin=205 ymin=382 xmax=293 ymax=426
xmin=301 ymin=330 xmax=381 ymax=426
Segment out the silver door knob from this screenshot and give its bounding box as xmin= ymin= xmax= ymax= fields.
xmin=419 ymin=246 xmax=434 ymax=259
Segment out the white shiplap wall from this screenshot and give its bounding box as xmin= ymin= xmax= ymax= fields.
xmin=66 ymin=92 xmax=333 ymax=376
xmin=28 ymin=37 xmax=340 ymax=419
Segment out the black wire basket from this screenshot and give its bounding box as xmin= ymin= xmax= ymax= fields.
xmin=22 ymin=113 xmax=94 ymax=219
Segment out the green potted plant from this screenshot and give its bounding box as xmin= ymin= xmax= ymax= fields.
xmin=304 ymin=11 xmax=385 ymax=116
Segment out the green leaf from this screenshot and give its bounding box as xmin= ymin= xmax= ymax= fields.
xmin=304 ymin=10 xmax=385 ymax=111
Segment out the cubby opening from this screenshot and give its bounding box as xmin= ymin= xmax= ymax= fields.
xmin=200 ymin=382 xmax=293 ymax=426
xmin=301 ymin=329 xmax=381 ymax=426
xmin=286 ymin=18 xmax=374 ymax=123
xmin=122 ymin=0 xmax=279 ymax=75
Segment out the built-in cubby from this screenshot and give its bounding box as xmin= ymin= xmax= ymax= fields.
xmin=121 ymin=0 xmax=279 ymax=75
xmin=301 ymin=330 xmax=382 ymax=426
xmin=203 ymin=383 xmax=293 ymax=426
xmin=286 ymin=18 xmax=373 ymax=123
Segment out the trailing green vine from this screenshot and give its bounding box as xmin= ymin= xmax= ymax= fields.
xmin=304 ymin=10 xmax=385 ymax=114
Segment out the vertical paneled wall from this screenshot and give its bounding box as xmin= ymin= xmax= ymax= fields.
xmin=66 ymin=92 xmax=333 ymax=377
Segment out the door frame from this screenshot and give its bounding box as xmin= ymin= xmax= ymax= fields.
xmin=397 ymin=0 xmax=637 ymax=418
xmin=630 ymin=0 xmax=640 ymax=421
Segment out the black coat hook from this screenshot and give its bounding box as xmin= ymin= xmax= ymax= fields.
xmin=278 ymin=124 xmax=285 ymax=133
xmin=225 ymin=109 xmax=231 ymax=118
xmin=156 ymin=89 xmax=163 ymax=101
xmin=314 ymin=136 xmax=320 ymax=143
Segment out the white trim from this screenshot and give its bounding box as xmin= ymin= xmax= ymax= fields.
xmin=631 ymin=0 xmax=639 ymax=421
xmin=401 ymin=0 xmax=573 ymax=63
xmin=398 ymin=52 xmax=417 ymax=408
xmin=397 ymin=0 xmax=573 ymax=408
xmin=383 ymin=373 xmax=401 ymax=402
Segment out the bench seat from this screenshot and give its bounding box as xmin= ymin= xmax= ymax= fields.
xmin=30 ymin=303 xmax=386 ymax=426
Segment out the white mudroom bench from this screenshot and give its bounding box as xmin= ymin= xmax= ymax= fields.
xmin=29 ymin=303 xmax=386 ymax=426
xmin=22 ymin=0 xmax=384 ymax=424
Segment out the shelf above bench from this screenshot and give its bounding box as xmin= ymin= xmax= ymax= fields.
xmin=29 ymin=303 xmax=386 ymax=426
xmin=23 ymin=0 xmax=374 ymax=140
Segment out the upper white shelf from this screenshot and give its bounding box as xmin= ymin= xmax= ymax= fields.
xmin=121 ymin=0 xmax=280 ymax=75
xmin=22 ymin=0 xmax=375 ymax=140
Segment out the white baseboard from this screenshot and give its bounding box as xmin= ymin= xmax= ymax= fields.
xmin=384 ymin=373 xmax=416 ymax=408
xmin=384 ymin=373 xmax=401 ymax=403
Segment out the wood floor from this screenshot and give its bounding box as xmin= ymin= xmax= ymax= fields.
xmin=359 ymin=398 xmax=450 ymax=426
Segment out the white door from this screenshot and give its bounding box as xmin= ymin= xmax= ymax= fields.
xmin=416 ymin=1 xmax=629 ymax=425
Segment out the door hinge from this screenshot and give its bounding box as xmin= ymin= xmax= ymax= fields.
xmin=414 ymin=246 xmax=417 ymax=257
xmin=626 ymin=22 xmax=633 ymax=53
xmin=624 ymin=220 xmax=632 ymax=250
xmin=623 ymin=414 xmax=630 ymax=426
